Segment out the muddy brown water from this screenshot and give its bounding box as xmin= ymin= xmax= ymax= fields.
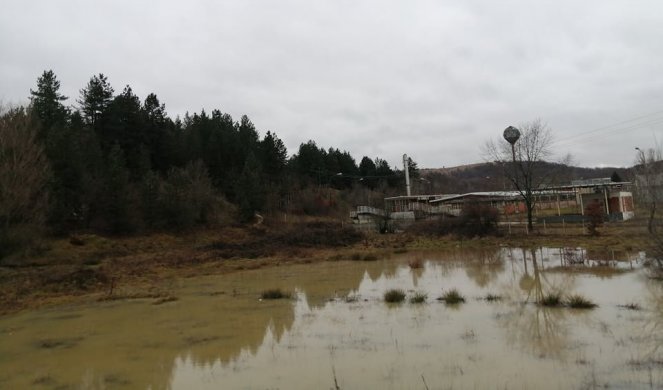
xmin=1 ymin=247 xmax=661 ymax=389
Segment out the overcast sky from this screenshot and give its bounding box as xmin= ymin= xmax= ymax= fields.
xmin=2 ymin=1 xmax=663 ymax=169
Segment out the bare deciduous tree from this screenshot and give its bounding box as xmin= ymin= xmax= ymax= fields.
xmin=0 ymin=106 xmax=50 ymax=257
xmin=634 ymin=145 xmax=663 ymax=269
xmin=484 ymin=119 xmax=564 ymax=231
xmin=634 ymin=146 xmax=663 ymax=234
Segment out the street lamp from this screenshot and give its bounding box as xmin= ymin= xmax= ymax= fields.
xmin=503 ymin=126 xmax=521 ymax=163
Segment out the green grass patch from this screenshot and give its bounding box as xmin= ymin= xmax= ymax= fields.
xmin=384 ymin=289 xmax=406 ymax=303
xmin=565 ymin=294 xmax=597 ymax=309
xmin=540 ymin=292 xmax=563 ymax=307
xmin=483 ymin=293 xmax=502 ymax=302
xmin=409 ymin=292 xmax=427 ymax=304
xmin=618 ymin=302 xmax=641 ymax=310
xmin=438 ymin=289 xmax=465 ymax=304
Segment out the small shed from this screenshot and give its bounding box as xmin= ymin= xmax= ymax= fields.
xmin=580 ymin=190 xmax=634 ymax=221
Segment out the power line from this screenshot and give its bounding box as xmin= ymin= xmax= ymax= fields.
xmin=552 ymin=108 xmax=663 ymax=145
xmin=553 ymin=115 xmax=663 ymax=149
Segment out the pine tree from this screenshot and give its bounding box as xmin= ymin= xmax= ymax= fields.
xmin=103 ymin=143 xmax=132 ymax=233
xmin=235 ymin=152 xmax=265 ymax=221
xmin=78 ymin=73 xmax=114 ymax=128
xmin=29 ymin=70 xmax=69 ymax=133
xmin=260 ymin=131 xmax=288 ymax=179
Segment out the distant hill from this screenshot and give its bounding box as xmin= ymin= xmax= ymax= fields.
xmin=418 ymin=162 xmax=632 ymax=194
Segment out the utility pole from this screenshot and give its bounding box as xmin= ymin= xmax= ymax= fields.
xmin=403 ymin=154 xmax=411 ymax=196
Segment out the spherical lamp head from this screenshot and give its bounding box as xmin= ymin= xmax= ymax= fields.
xmin=503 ymin=126 xmax=520 ymax=145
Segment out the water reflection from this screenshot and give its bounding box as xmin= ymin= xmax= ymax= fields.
xmin=0 ymin=247 xmax=659 ymax=389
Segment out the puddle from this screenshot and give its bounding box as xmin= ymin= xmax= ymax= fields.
xmin=0 ymin=247 xmax=661 ymax=389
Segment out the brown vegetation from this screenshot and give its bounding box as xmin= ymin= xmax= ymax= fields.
xmin=0 ymin=215 xmax=651 ymax=316
xmin=406 ymin=203 xmax=499 ymax=238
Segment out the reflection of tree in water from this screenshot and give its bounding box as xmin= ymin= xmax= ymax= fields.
xmin=464 ymin=248 xmax=504 ymax=288
xmin=632 ymin=278 xmax=663 ymax=363
xmin=18 ymin=261 xmax=381 ymax=390
xmin=497 ymin=303 xmax=570 ymax=359
xmin=497 ymin=248 xmax=578 ymax=360
xmin=505 ymin=248 xmax=574 ymax=304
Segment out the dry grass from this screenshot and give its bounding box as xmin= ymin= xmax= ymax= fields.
xmin=0 ymin=216 xmax=651 ymax=315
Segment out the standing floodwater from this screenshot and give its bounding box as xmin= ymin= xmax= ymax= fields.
xmin=0 ymin=247 xmax=661 ymax=389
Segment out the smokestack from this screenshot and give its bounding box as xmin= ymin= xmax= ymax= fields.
xmin=403 ymin=154 xmax=411 ymax=196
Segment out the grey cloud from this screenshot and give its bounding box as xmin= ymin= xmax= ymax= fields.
xmin=2 ymin=0 xmax=663 ymax=168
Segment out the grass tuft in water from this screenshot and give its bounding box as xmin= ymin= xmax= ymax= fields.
xmin=566 ymin=294 xmax=597 ymax=309
xmin=618 ymin=302 xmax=642 ymax=310
xmin=539 ymin=292 xmax=563 ymax=307
xmin=345 ymin=293 xmax=360 ymax=303
xmin=410 ymin=292 xmax=427 ymax=304
xmin=384 ymin=289 xmax=406 ymax=303
xmin=260 ymin=288 xmax=291 ymax=300
xmin=484 ymin=293 xmax=502 ymax=302
xmin=438 ymin=289 xmax=465 ymax=304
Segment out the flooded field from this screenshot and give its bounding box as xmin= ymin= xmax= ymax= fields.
xmin=1 ymin=247 xmax=662 ymax=389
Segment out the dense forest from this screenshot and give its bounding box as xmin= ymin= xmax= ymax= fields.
xmin=1 ymin=70 xmax=420 ymax=256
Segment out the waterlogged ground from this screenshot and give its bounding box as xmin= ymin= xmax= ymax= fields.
xmin=1 ymin=247 xmax=662 ymax=389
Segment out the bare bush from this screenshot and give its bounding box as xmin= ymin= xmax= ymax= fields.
xmin=0 ymin=106 xmax=50 ymax=258
xmin=407 ymin=202 xmax=499 ymax=238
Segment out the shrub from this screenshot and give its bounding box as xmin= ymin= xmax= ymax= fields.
xmin=406 ymin=202 xmax=499 ymax=238
xmin=384 ymin=289 xmax=406 ymax=303
xmin=458 ymin=202 xmax=499 ymax=237
xmin=584 ymin=201 xmax=604 ymax=236
xmin=0 ymin=107 xmax=50 ymax=259
xmin=438 ymin=289 xmax=465 ymax=304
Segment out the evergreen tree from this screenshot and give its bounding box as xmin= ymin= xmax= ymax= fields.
xmin=78 ymin=73 xmax=114 ymax=128
xmin=105 ymin=85 xmax=147 ymax=176
xmin=359 ymin=156 xmax=377 ymax=188
xmin=260 ymin=131 xmax=288 ymax=179
xmin=29 ymin=70 xmax=69 ymax=133
xmin=235 ymin=152 xmax=265 ymax=221
xmin=293 ymin=140 xmax=327 ymax=184
xmin=103 ymin=143 xmax=132 ymax=233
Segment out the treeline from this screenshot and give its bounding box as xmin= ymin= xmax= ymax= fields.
xmin=0 ymin=70 xmax=416 ymax=254
xmin=420 ymin=162 xmax=630 ymax=194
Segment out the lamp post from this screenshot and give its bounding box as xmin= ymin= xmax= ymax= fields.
xmin=503 ymin=126 xmax=521 ymax=228
xmin=503 ymin=126 xmax=521 ymax=163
